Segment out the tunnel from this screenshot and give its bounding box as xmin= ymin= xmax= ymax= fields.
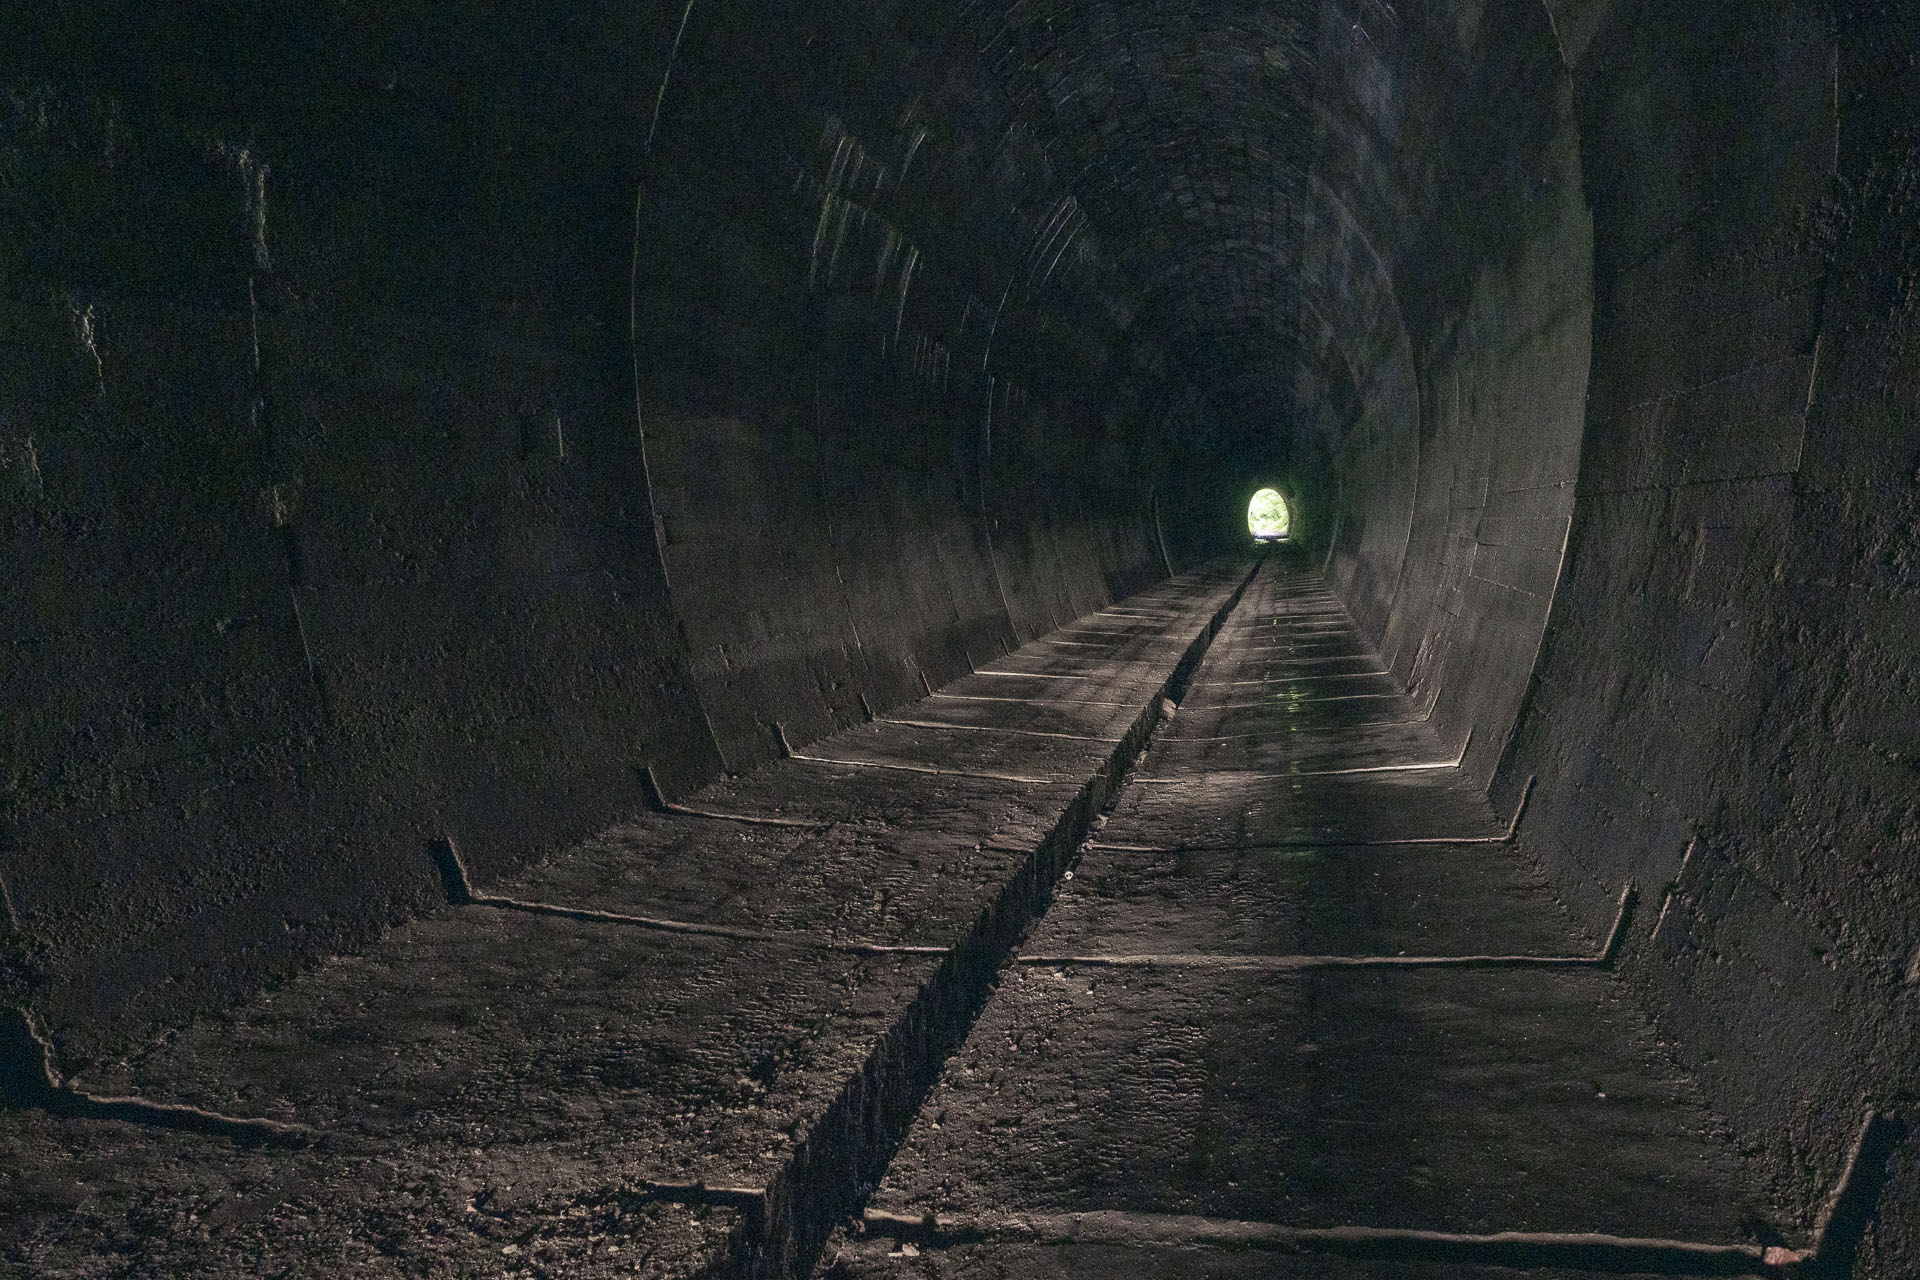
xmin=2 ymin=1 xmax=1917 ymax=1275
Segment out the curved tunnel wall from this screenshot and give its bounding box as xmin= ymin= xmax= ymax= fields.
xmin=0 ymin=1 xmax=1187 ymax=1061
xmin=1300 ymin=0 xmax=1595 ymax=782
xmin=1304 ymin=0 xmax=1920 ymax=1248
xmin=630 ymin=1 xmax=1177 ymax=773
xmin=1497 ymin=0 xmax=1920 ymax=1233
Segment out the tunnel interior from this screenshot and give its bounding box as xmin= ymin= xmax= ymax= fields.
xmin=3 ymin=1 xmax=1918 ymax=1274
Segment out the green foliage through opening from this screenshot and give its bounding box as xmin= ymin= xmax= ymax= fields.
xmin=1248 ymin=488 xmax=1290 ymax=540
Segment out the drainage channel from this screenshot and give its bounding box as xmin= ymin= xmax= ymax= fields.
xmin=726 ymin=553 xmax=1266 ymax=1279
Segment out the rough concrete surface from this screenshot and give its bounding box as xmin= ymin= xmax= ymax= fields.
xmin=826 ymin=559 xmax=1801 ymax=1279
xmin=5 ymin=0 xmax=1918 ymax=1275
xmin=2 ymin=564 xmax=1250 ymax=1276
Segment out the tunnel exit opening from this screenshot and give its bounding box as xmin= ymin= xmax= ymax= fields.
xmin=1248 ymin=488 xmax=1291 ymax=542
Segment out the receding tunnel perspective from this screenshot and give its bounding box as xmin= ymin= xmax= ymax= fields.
xmin=4 ymin=4 xmax=1918 ymax=1277
xmin=1247 ymin=487 xmax=1292 ymax=542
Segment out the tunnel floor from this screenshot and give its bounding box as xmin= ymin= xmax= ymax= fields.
xmin=1 ymin=551 xmax=1792 ymax=1277
xmin=822 ymin=557 xmax=1793 ymax=1279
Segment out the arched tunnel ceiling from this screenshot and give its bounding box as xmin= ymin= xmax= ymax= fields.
xmin=945 ymin=0 xmax=1569 ymax=473
xmin=959 ymin=0 xmax=1320 ymax=448
xmin=628 ymin=0 xmax=1572 ymax=530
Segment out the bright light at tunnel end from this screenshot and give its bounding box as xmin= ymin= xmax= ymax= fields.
xmin=1248 ymin=487 xmax=1291 ymax=542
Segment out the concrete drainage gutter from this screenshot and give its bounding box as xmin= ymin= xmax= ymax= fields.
xmin=722 ymin=555 xmax=1265 ymax=1280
